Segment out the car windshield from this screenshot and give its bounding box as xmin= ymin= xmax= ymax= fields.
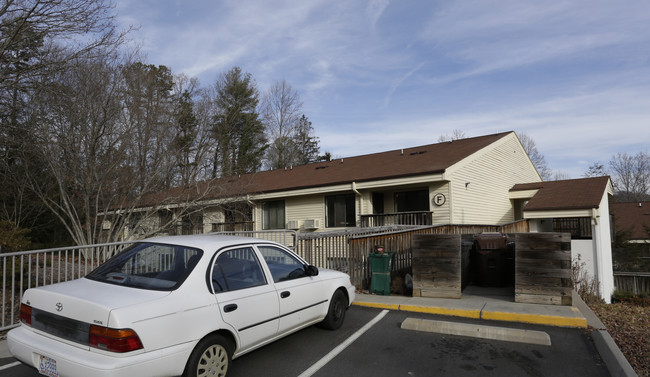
xmin=87 ymin=242 xmax=203 ymax=291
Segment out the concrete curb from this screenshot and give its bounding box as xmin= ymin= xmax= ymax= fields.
xmin=0 ymin=335 xmax=11 ymax=359
xmin=352 ymin=299 xmax=587 ymax=328
xmin=401 ymin=317 xmax=552 ymax=346
xmin=571 ymin=292 xmax=638 ymax=377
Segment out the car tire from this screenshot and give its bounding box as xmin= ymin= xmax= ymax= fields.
xmin=183 ymin=334 xmax=233 ymax=377
xmin=321 ymin=290 xmax=347 ymax=330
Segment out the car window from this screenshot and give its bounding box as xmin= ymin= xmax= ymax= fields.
xmin=87 ymin=242 xmax=202 ymax=291
xmin=212 ymin=247 xmax=267 ymax=293
xmin=257 ymin=246 xmax=308 ymax=283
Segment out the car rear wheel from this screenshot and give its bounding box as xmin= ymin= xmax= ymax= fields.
xmin=321 ymin=289 xmax=347 ymax=330
xmin=184 ymin=334 xmax=233 ymax=377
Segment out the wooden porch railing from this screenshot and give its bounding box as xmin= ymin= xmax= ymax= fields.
xmin=359 ymin=211 xmax=433 ymax=227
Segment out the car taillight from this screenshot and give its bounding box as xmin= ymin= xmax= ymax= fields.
xmin=19 ymin=304 xmax=32 ymax=326
xmin=89 ymin=325 xmax=143 ymax=353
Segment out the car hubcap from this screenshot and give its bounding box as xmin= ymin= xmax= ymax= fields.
xmin=197 ymin=344 xmax=228 ymax=377
xmin=334 ymin=299 xmax=343 ymax=320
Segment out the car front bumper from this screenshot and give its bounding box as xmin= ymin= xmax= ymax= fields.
xmin=7 ymin=326 xmax=194 ymax=377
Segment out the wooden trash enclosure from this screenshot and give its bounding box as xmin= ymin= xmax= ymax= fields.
xmin=412 ymin=234 xmax=462 ymax=299
xmin=412 ymin=232 xmax=573 ymax=305
xmin=515 ymin=232 xmax=573 ymax=306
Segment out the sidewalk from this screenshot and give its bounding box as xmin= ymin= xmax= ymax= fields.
xmin=352 ymin=287 xmax=587 ymax=328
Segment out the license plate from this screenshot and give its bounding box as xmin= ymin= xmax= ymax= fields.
xmin=39 ymin=355 xmax=59 ymax=377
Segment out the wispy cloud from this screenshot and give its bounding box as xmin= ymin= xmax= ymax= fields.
xmin=116 ymin=0 xmax=650 ymax=178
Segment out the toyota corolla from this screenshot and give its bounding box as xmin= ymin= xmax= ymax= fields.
xmin=8 ymin=235 xmax=355 ymax=377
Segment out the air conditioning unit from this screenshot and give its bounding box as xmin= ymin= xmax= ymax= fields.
xmin=303 ymin=219 xmax=320 ymax=229
xmin=287 ymin=220 xmax=300 ymax=230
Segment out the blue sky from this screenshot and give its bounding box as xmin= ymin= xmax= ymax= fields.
xmin=115 ymin=0 xmax=650 ymax=178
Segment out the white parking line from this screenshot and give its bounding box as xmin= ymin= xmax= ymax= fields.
xmin=298 ymin=309 xmax=389 ymax=377
xmin=0 ymin=361 xmax=21 ymax=370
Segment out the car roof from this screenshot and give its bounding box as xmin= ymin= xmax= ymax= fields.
xmin=140 ymin=234 xmax=280 ymax=250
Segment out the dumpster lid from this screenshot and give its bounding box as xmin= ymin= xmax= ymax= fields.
xmin=474 ymin=233 xmax=507 ymax=250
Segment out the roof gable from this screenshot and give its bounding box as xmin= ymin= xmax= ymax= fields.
xmin=510 ymin=176 xmax=611 ymax=211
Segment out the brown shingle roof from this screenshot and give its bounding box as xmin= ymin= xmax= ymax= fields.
xmin=611 ymin=202 xmax=650 ymax=240
xmin=139 ymin=132 xmax=513 ymax=207
xmin=510 ymin=176 xmax=611 ymax=211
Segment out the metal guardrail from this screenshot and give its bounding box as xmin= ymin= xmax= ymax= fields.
xmin=0 ymin=232 xmax=297 ymax=332
xmin=1 ymin=241 xmax=133 ymax=331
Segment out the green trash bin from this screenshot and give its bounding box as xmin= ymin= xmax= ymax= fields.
xmin=369 ymin=252 xmax=394 ymax=295
xmin=369 ymin=252 xmax=393 ymax=273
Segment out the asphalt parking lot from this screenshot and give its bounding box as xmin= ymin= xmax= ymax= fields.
xmin=0 ymin=306 xmax=609 ymax=377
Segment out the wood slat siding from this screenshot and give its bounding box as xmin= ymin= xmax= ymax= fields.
xmin=412 ymin=234 xmax=462 ymax=299
xmin=514 ymin=233 xmax=572 ymax=306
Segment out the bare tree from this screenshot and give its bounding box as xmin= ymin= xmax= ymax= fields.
xmin=261 ymin=80 xmax=302 ymax=169
xmin=19 ymin=52 xmax=217 ymax=245
xmin=0 ymin=0 xmax=129 ymax=92
xmin=517 ymin=132 xmax=552 ymax=181
xmin=584 ymin=162 xmax=607 ymax=178
xmin=609 ymin=152 xmax=650 ymax=201
xmin=120 ymin=61 xmax=176 ymax=191
xmin=438 ymin=129 xmax=467 ymax=142
xmin=551 ymin=171 xmax=571 ymax=181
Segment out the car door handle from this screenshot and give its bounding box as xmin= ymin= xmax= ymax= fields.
xmin=223 ymin=304 xmax=238 ymax=313
xmin=281 ymin=291 xmax=291 ymax=298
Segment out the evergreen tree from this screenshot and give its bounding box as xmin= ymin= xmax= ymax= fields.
xmin=173 ymin=90 xmax=198 ymax=186
xmin=292 ymin=115 xmax=320 ymax=165
xmin=211 ymin=67 xmax=266 ymax=177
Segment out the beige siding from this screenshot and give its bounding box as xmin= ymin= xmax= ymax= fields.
xmin=446 ymin=133 xmax=541 ymax=224
xmin=286 ymin=195 xmax=325 ymax=231
xmin=429 ymin=182 xmax=451 ymax=224
xmin=203 ymin=206 xmax=224 ymax=233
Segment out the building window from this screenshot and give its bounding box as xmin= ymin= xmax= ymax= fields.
xmin=394 ymin=189 xmax=429 ymax=212
xmin=326 ymin=194 xmax=356 ymax=227
xmin=262 ymin=200 xmax=285 ymax=230
xmin=553 ymin=218 xmax=592 ymax=239
xmin=372 ymin=192 xmax=384 ymax=214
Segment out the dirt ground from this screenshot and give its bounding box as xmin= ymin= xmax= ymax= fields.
xmin=589 ymin=300 xmax=650 ymax=377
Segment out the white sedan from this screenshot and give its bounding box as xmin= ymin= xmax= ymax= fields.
xmin=8 ymin=235 xmax=356 ymax=377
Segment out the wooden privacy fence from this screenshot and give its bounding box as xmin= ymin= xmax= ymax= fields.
xmin=514 ymin=233 xmax=572 ymax=305
xmin=410 ymin=232 xmax=572 ymax=305
xmin=346 ymin=222 xmax=527 ymax=289
xmin=614 ymin=272 xmax=650 ymax=295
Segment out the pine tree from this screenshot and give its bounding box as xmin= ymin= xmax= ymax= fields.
xmin=212 ymin=67 xmax=267 ymax=177
xmin=292 ymin=115 xmax=320 ymax=165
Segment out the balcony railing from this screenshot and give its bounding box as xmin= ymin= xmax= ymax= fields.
xmin=212 ymin=221 xmax=254 ymax=232
xmin=359 ymin=211 xmax=433 ymax=227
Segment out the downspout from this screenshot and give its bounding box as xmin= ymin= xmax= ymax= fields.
xmin=592 ymin=207 xmax=607 ymax=302
xmin=246 ymin=195 xmax=256 ymax=231
xmin=352 ymin=182 xmax=362 ymax=227
xmin=351 ymin=182 xmax=361 ymax=196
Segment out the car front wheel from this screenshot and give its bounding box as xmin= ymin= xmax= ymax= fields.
xmin=184 ymin=334 xmax=233 ymax=377
xmin=321 ymin=290 xmax=347 ymax=330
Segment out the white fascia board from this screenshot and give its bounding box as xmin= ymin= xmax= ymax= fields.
xmin=509 ymin=189 xmax=539 ymax=200
xmin=249 ymin=173 xmax=446 ymax=201
xmin=523 ymin=209 xmax=594 ymax=219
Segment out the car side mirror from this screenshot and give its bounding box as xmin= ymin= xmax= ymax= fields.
xmin=306 ymin=265 xmax=319 ymax=276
